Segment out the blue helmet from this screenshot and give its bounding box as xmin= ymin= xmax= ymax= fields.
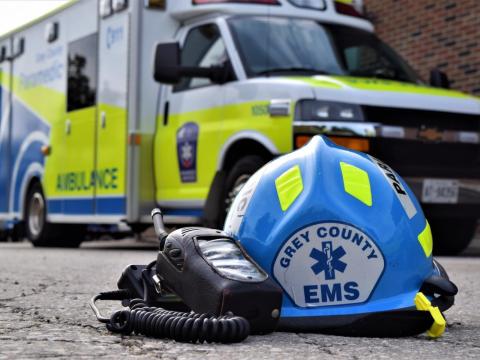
xmin=224 ymin=135 xmax=457 ymax=337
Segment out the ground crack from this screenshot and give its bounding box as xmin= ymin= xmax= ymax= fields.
xmin=0 ymin=283 xmax=51 ymax=302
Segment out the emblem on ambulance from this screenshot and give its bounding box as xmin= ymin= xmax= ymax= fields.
xmin=273 ymin=222 xmax=384 ymax=308
xmin=176 ymin=122 xmax=199 ymax=183
xmin=181 ymin=142 xmax=193 ymax=168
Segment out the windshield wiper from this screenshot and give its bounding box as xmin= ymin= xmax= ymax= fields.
xmin=257 ymin=67 xmax=330 ymax=76
xmin=351 ymin=68 xmax=403 ymax=82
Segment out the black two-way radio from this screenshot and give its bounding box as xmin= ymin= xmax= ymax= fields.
xmin=90 ymin=209 xmax=283 ymax=344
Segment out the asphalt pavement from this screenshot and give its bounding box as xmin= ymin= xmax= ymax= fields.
xmin=0 ymin=234 xmax=479 ymax=360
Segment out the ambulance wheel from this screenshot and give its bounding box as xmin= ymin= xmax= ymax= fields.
xmin=431 ymin=218 xmax=477 ymax=255
xmin=25 ymin=183 xmax=84 ymax=248
xmin=223 ymin=155 xmax=267 ymax=223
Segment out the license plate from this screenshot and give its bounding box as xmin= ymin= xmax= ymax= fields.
xmin=422 ymin=179 xmax=459 ymax=204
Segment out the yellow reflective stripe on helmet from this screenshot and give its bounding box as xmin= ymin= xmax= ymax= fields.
xmin=340 ymin=162 xmax=372 ymax=206
xmin=275 ymin=165 xmax=303 ymax=212
xmin=414 ymin=292 xmax=446 ymax=338
xmin=335 ymin=0 xmax=354 ymax=4
xmin=418 ymin=221 xmax=433 ymax=257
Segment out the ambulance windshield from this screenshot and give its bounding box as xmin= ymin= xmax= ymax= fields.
xmin=228 ymin=16 xmax=420 ymax=83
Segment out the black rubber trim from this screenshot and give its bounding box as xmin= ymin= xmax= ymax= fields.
xmin=278 ymin=309 xmax=434 ymax=337
xmin=431 ymin=295 xmax=454 ymax=312
xmin=277 ymin=263 xmax=457 ymax=338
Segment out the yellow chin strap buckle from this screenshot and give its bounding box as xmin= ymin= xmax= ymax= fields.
xmin=414 ymin=292 xmax=446 ymax=338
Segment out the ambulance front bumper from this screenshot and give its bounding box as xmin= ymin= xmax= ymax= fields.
xmin=294 ymin=121 xmax=480 ymax=207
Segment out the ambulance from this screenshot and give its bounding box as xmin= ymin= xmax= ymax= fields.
xmin=0 ymin=0 xmax=479 ymax=253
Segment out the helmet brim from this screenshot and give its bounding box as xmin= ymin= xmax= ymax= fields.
xmin=278 ymin=258 xmax=457 ymax=337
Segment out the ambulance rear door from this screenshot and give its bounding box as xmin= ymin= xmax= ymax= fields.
xmin=0 ymin=38 xmax=12 ymax=216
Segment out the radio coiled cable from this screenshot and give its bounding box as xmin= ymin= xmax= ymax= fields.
xmin=90 ymin=291 xmax=250 ymax=344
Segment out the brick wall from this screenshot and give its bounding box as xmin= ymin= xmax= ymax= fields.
xmin=363 ymin=0 xmax=480 ymax=96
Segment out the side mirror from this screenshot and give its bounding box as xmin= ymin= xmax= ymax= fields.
xmin=430 ymin=69 xmax=450 ymax=89
xmin=153 ymin=42 xmax=182 ymax=84
xmin=153 ymin=42 xmax=232 ymax=85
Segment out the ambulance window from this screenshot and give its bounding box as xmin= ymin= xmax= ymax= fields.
xmin=174 ymin=24 xmax=228 ymax=92
xmin=67 ymin=33 xmax=98 ymax=112
xmin=328 ymin=25 xmax=420 ymax=83
xmin=228 ymin=17 xmax=342 ymax=77
xmin=344 ymin=47 xmax=382 ymax=74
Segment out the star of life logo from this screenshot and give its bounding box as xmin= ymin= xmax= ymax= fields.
xmin=273 ymin=222 xmax=385 ymax=307
xmin=310 ymin=242 xmax=347 ymax=281
xmin=181 ymin=141 xmax=193 ymax=168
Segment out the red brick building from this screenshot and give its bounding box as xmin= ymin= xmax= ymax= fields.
xmin=364 ymin=0 xmax=480 ymax=96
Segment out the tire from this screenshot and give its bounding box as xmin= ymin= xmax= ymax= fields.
xmin=430 ymin=218 xmax=478 ymax=256
xmin=25 ymin=183 xmax=84 ymax=248
xmin=222 ymin=155 xmax=267 ymax=226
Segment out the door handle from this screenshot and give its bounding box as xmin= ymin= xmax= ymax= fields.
xmin=101 ymin=111 xmax=106 ymax=129
xmin=65 ymin=119 xmax=71 ymax=135
xmin=269 ymin=99 xmax=291 ymax=117
xmin=163 ymin=101 xmax=169 ymax=126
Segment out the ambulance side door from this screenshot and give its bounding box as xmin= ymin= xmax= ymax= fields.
xmin=155 ymin=23 xmax=229 ymax=211
xmin=96 ymin=10 xmax=129 ymax=217
xmin=62 ymin=32 xmax=98 ymax=215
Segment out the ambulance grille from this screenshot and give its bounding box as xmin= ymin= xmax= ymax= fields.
xmin=363 ymin=106 xmax=480 ymax=132
xmin=368 ymin=138 xmax=480 ymax=179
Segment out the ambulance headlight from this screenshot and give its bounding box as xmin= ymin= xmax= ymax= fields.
xmin=288 ymin=0 xmax=326 ymax=10
xmin=295 ymin=100 xmax=365 ymax=122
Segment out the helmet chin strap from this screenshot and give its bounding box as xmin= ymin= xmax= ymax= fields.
xmin=414 ymin=292 xmax=446 ymax=338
